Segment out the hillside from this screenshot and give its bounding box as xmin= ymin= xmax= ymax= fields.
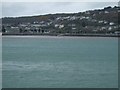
xmin=1 ymin=6 xmax=120 ymax=36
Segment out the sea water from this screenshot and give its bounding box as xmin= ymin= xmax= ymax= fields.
xmin=2 ymin=36 xmax=118 ymax=88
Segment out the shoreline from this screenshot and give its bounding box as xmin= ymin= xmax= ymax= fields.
xmin=2 ymin=33 xmax=120 ymax=38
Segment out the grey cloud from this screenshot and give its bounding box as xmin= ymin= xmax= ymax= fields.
xmin=2 ymin=2 xmax=28 ymax=17
xmin=88 ymin=2 xmax=118 ymax=9
xmin=2 ymin=2 xmax=118 ymax=17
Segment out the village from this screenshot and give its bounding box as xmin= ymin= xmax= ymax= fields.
xmin=1 ymin=6 xmax=120 ymax=36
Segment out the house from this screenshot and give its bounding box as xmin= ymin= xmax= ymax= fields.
xmin=56 ymin=17 xmax=62 ymax=20
xmin=114 ymin=31 xmax=120 ymax=34
xmin=31 ymin=24 xmax=47 ymax=27
xmin=85 ymin=11 xmax=90 ymax=15
xmin=108 ymin=27 xmax=112 ymax=31
xmin=109 ymin=22 xmax=114 ymax=25
xmin=104 ymin=21 xmax=108 ymax=24
xmin=19 ymin=24 xmax=28 ymax=27
xmin=101 ymin=27 xmax=106 ymax=30
xmin=71 ymin=24 xmax=76 ymax=27
xmin=72 ymin=27 xmax=76 ymax=30
xmin=98 ymin=20 xmax=104 ymax=23
xmin=5 ymin=26 xmax=20 ymax=33
xmin=33 ymin=21 xmax=39 ymax=24
xmin=85 ymin=17 xmax=90 ymax=19
xmin=70 ymin=16 xmax=76 ymax=20
xmin=59 ymin=25 xmax=64 ymax=29
xmin=55 ymin=24 xmax=59 ymax=28
xmin=93 ymin=14 xmax=96 ymax=16
xmin=80 ymin=16 xmax=86 ymax=20
xmin=104 ymin=11 xmax=109 ymax=14
xmin=39 ymin=21 xmax=45 ymax=24
xmin=91 ymin=19 xmax=97 ymax=22
xmin=68 ymin=24 xmax=76 ymax=27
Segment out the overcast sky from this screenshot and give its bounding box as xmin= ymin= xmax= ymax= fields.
xmin=1 ymin=2 xmax=118 ymax=17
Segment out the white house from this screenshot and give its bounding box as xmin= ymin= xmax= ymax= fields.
xmin=104 ymin=11 xmax=109 ymax=14
xmin=109 ymin=22 xmax=114 ymax=25
xmin=59 ymin=25 xmax=64 ymax=29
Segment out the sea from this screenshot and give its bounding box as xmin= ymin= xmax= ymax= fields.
xmin=2 ymin=36 xmax=118 ymax=88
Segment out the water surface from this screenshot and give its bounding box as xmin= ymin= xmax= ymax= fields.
xmin=2 ymin=36 xmax=118 ymax=88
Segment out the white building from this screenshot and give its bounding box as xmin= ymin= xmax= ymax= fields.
xmin=59 ymin=25 xmax=64 ymax=29
xmin=98 ymin=20 xmax=104 ymax=23
xmin=55 ymin=24 xmax=59 ymax=28
xmin=109 ymin=22 xmax=114 ymax=25
xmin=108 ymin=27 xmax=112 ymax=31
xmin=104 ymin=11 xmax=109 ymax=14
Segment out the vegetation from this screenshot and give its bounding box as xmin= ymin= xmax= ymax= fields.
xmin=1 ymin=6 xmax=120 ymax=36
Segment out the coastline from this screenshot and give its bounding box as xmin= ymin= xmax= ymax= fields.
xmin=2 ymin=33 xmax=120 ymax=38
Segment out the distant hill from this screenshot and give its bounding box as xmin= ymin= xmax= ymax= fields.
xmin=2 ymin=6 xmax=119 ymax=25
xmin=1 ymin=6 xmax=120 ymax=36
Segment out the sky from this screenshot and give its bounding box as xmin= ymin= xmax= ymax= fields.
xmin=1 ymin=1 xmax=119 ymax=17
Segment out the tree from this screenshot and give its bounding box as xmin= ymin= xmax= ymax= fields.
xmin=104 ymin=6 xmax=112 ymax=10
xmin=2 ymin=25 xmax=6 ymax=33
xmin=82 ymin=22 xmax=86 ymax=27
xmin=19 ymin=28 xmax=23 ymax=33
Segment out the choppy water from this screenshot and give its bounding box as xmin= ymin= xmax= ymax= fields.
xmin=2 ymin=36 xmax=118 ymax=88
